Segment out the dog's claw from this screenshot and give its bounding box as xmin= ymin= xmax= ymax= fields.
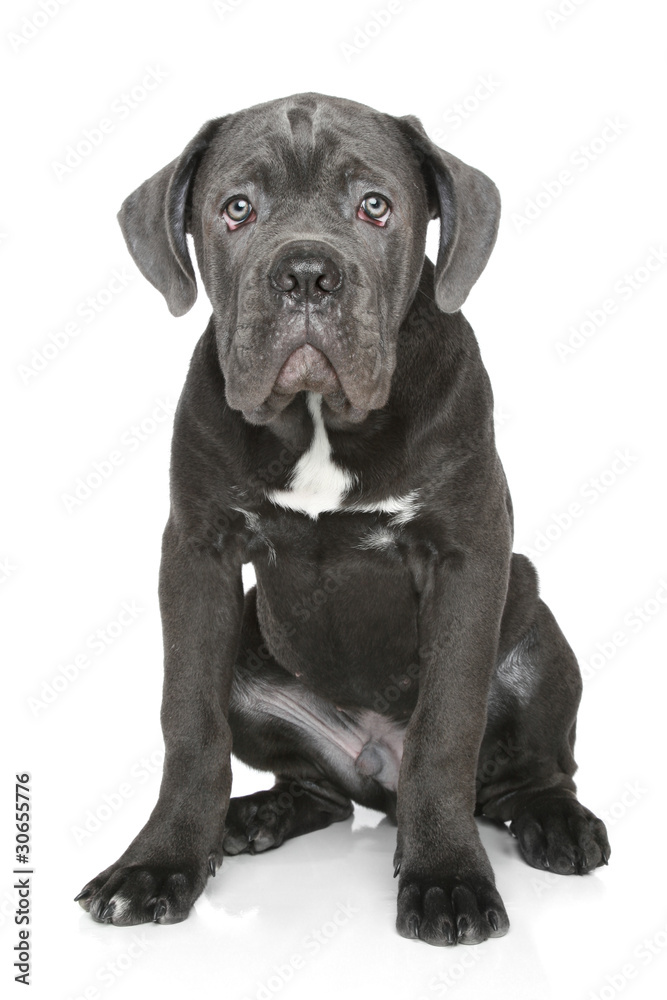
xmin=99 ymin=902 xmax=115 ymax=921
xmin=153 ymin=900 xmax=167 ymax=922
xmin=208 ymin=855 xmax=217 ymax=877
xmin=487 ymin=909 xmax=499 ymax=932
xmin=74 ymin=888 xmax=91 ymax=902
xmin=393 ymin=861 xmax=401 ymax=878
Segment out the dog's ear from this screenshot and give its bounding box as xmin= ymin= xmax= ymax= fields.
xmin=394 ymin=114 xmax=501 ymax=313
xmin=117 ymin=119 xmax=222 ymax=317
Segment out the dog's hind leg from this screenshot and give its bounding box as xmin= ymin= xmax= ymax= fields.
xmin=476 ymin=554 xmax=611 ymax=874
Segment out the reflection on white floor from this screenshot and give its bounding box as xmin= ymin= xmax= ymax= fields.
xmin=59 ymin=776 xmax=634 ymax=1000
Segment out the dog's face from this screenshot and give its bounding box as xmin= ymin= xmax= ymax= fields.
xmin=119 ymin=93 xmax=500 ymax=425
xmin=189 ymin=95 xmax=431 ymax=426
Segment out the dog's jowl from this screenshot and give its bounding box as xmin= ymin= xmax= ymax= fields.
xmin=76 ymin=93 xmax=610 ymax=945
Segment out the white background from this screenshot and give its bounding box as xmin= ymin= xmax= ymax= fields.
xmin=2 ymin=1 xmax=666 ymax=998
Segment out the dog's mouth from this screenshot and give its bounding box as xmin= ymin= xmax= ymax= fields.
xmin=273 ymin=344 xmax=341 ymax=397
xmin=238 ymin=343 xmax=371 ymax=426
xmin=272 ymin=344 xmax=362 ymax=421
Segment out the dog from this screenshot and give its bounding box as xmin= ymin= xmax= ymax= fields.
xmin=76 ymin=92 xmax=610 ymax=945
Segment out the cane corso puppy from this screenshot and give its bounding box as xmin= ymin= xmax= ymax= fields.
xmin=76 ymin=92 xmax=610 ymax=944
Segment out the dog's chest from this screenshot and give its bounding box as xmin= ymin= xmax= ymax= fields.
xmin=233 ymin=394 xmax=427 ymax=702
xmin=264 ymin=392 xmax=419 ymax=523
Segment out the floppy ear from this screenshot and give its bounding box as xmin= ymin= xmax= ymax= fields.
xmin=395 ymin=115 xmax=501 ymax=313
xmin=117 ymin=118 xmax=222 ymax=317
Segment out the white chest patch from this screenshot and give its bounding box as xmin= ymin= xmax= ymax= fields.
xmin=268 ymin=393 xmax=356 ymax=518
xmin=266 ymin=392 xmax=420 ymax=523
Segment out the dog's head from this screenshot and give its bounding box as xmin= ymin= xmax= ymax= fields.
xmin=118 ymin=93 xmax=500 ymax=425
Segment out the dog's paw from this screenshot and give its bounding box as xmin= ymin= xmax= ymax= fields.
xmin=396 ymin=871 xmax=509 ymax=946
xmin=223 ymin=782 xmax=353 ymax=855
xmin=75 ymin=860 xmax=207 ymax=926
xmin=510 ymin=795 xmax=610 ymax=875
xmin=223 ymin=790 xmax=296 ymax=855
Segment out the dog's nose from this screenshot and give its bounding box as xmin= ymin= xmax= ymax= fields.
xmin=270 ymin=248 xmax=343 ymax=298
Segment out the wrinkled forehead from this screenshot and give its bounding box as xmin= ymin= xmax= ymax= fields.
xmin=198 ymin=95 xmax=420 ymax=202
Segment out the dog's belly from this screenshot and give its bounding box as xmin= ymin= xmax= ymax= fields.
xmin=250 ymin=522 xmax=421 ymax=713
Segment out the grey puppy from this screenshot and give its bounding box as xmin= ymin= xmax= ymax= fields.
xmin=76 ymin=92 xmax=610 ymax=945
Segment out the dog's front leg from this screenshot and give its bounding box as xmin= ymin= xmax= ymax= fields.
xmin=395 ymin=544 xmax=511 ymax=946
xmin=76 ymin=516 xmax=243 ymax=925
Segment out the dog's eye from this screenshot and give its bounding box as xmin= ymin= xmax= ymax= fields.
xmin=222 ymin=197 xmax=256 ymax=230
xmin=358 ymin=194 xmax=391 ymax=227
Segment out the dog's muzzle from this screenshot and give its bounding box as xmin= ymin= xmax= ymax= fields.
xmin=274 ymin=343 xmax=341 ymax=396
xmin=268 ymin=242 xmax=345 ymax=398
